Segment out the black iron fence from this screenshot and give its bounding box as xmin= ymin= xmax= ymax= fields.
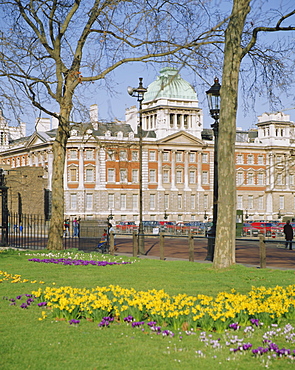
xmin=7 ymin=213 xmax=80 ymax=250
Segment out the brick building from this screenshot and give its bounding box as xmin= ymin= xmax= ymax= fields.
xmin=0 ymin=67 xmax=294 ymax=223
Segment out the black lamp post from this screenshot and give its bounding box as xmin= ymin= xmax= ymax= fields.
xmin=205 ymin=77 xmax=221 ymax=261
xmin=164 ymin=210 xmax=168 ymax=220
xmin=128 ymin=78 xmax=147 ymax=255
xmin=107 ymin=210 xmax=113 ymax=250
xmin=0 ymin=169 xmax=8 ymax=246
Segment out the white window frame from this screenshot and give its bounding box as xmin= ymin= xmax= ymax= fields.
xmin=70 ymin=193 xmax=77 ymax=210
xmin=120 ymin=169 xmax=127 ymax=183
xmin=85 ymin=193 xmax=93 ymax=210
xmin=189 ymin=152 xmax=195 ymax=163
xmin=132 ymin=169 xmax=138 ymax=183
xmin=163 ymin=169 xmax=170 ymax=183
xmin=237 ymin=172 xmax=243 ymax=186
xmin=176 ymin=152 xmax=182 ymax=162
xmin=189 ymin=170 xmax=196 ymax=184
xmin=237 ymin=195 xmax=243 ymax=209
xmin=85 ymin=149 xmax=93 ymax=160
xmin=176 ymin=169 xmax=183 ymax=183
xmin=257 ymin=173 xmax=264 ymax=185
xmin=279 ymin=195 xmax=284 ymax=210
xmin=149 ymin=151 xmax=156 ymax=161
xmin=150 ymin=194 xmax=156 ymax=210
xmin=70 ymin=149 xmax=77 ymax=159
xmin=164 ymin=194 xmax=169 ymax=210
xmin=132 ymin=194 xmax=138 ymax=210
xmin=149 ymin=169 xmax=156 ymax=183
xmin=107 ymin=150 xmax=115 ymax=160
xmin=190 ymin=194 xmax=196 ymax=210
xmin=163 ymin=152 xmax=169 ymax=162
xmin=247 ymin=172 xmax=254 ymax=185
xmin=108 ymin=168 xmax=115 ymax=182
xmin=237 ymin=154 xmax=243 ymax=164
xmin=203 ymin=194 xmax=208 ymax=209
xmin=108 ymin=194 xmax=115 ymax=209
xmin=248 ymin=195 xmax=254 ymax=210
xmin=120 ymin=194 xmax=127 ymax=210
xmin=202 ymin=171 xmax=208 ymax=185
xmin=277 ymin=173 xmax=283 ymax=185
xmin=119 ymin=150 xmax=127 ymax=161
xmin=85 ymin=168 xmax=94 ymax=182
xmin=69 ymin=167 xmax=78 ymax=182
xmin=258 ymin=195 xmax=263 ymax=210
xmin=177 ymin=194 xmax=182 ymax=209
xmin=202 ymin=153 xmax=208 ymax=163
xmin=247 ymin=154 xmax=254 ymax=165
xmin=132 ymin=151 xmax=138 ymax=161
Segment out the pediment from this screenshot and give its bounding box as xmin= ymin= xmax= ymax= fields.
xmin=25 ymin=132 xmax=48 ymax=148
xmin=157 ymin=131 xmax=205 ymax=146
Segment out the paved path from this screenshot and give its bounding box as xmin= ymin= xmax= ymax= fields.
xmin=114 ymin=236 xmax=295 ymax=270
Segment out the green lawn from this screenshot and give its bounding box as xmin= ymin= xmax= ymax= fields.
xmin=1 ymin=248 xmax=295 ymax=369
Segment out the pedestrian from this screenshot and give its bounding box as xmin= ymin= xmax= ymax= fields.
xmin=73 ymin=217 xmax=79 ymax=237
xmin=64 ymin=219 xmax=70 ymax=237
xmin=283 ymin=220 xmax=293 ymax=250
xmin=97 ymin=229 xmax=108 ymax=252
xmin=108 ymin=222 xmax=117 ymax=251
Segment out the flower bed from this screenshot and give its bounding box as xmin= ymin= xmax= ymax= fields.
xmin=28 ymin=257 xmax=131 ymax=266
xmin=27 ymin=284 xmax=295 ymax=331
xmin=3 ymin=268 xmax=295 ymax=364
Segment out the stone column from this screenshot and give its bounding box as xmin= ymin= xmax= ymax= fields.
xmin=78 ymin=148 xmax=84 ymax=189
xmin=184 ymin=151 xmax=190 ymax=191
xmin=157 ymin=150 xmax=164 ymax=190
xmin=171 ymin=150 xmax=177 ymax=190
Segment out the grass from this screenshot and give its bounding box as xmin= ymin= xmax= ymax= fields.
xmin=1 ymin=248 xmax=295 ymax=369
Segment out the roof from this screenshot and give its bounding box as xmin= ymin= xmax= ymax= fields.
xmin=143 ymin=67 xmax=197 ymax=102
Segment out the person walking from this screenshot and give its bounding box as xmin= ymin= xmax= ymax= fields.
xmin=63 ymin=219 xmax=70 ymax=237
xmin=283 ymin=220 xmax=293 ymax=250
xmin=73 ymin=217 xmax=80 ymax=237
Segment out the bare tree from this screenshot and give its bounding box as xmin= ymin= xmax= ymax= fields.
xmin=0 ymin=0 xmax=227 ymax=249
xmin=214 ymin=1 xmax=295 ymax=268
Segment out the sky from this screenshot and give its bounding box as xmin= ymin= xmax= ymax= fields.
xmin=80 ymin=61 xmax=295 ymax=134
xmin=3 ymin=0 xmax=294 ymax=136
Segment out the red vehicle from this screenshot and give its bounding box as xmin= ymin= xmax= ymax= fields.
xmin=250 ymin=222 xmax=274 ymax=237
xmin=159 ymin=221 xmax=176 ymax=231
xmin=116 ymin=221 xmax=138 ymax=232
xmin=242 ymin=223 xmax=259 ymax=237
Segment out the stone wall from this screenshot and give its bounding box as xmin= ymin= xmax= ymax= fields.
xmin=5 ymin=166 xmax=47 ymax=216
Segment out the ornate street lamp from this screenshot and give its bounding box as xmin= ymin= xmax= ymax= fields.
xmin=128 ymin=78 xmax=147 ymax=255
xmin=205 ymin=77 xmax=221 ymax=261
xmin=164 ymin=210 xmax=168 ymax=220
xmin=107 ymin=209 xmax=113 ymax=223
xmin=245 ymin=209 xmax=249 ymax=219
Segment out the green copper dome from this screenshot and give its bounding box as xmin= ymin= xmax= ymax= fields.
xmin=143 ymin=67 xmax=197 ymax=102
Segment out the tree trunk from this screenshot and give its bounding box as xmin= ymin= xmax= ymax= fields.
xmin=47 ymin=109 xmax=71 ymax=250
xmin=213 ymin=0 xmax=250 ymax=268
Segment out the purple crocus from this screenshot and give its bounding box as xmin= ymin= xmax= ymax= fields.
xmin=229 ymin=322 xmax=240 ymax=330
xmin=69 ymin=319 xmax=80 ymax=325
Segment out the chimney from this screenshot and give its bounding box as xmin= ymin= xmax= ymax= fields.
xmin=35 ymin=118 xmax=51 ymax=132
xmin=90 ymin=104 xmax=98 ymax=129
xmin=51 ymin=115 xmax=59 ymax=129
